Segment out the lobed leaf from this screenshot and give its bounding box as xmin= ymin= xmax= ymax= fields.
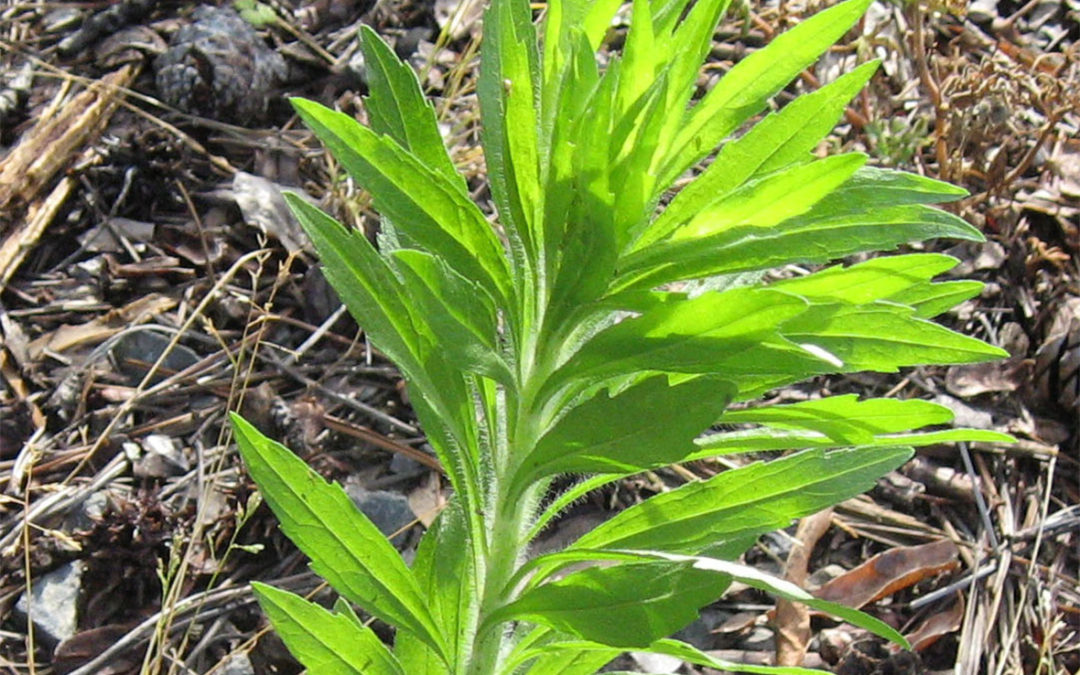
xmin=615 ymin=203 xmax=984 ymax=294
xmin=885 ymin=279 xmax=984 ymax=318
xmin=636 ymin=552 xmax=909 ymax=647
xmin=718 ymin=394 xmax=955 ymax=443
xmin=782 ymin=302 xmax=1008 ymax=371
xmin=768 ymin=253 xmax=961 ymax=306
xmin=637 ymin=60 xmax=879 ymax=249
xmin=520 ymin=548 xmax=908 ymax=648
xmin=671 ymin=154 xmax=867 ymax=241
xmin=548 ymin=287 xmax=813 ymax=396
xmin=689 ymin=427 xmax=1014 ymax=459
xmin=530 ymin=638 xmax=832 ymax=674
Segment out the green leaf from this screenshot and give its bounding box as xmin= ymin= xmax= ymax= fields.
xmin=489 ymin=561 xmax=732 ymax=648
xmin=252 ymin=583 xmax=403 ymax=675
xmin=718 ymin=394 xmax=954 ymax=444
xmin=233 ymin=0 xmax=278 ymax=27
xmin=631 ymin=552 xmax=909 ymax=648
xmin=287 ymin=195 xmax=422 ymax=377
xmin=287 ymin=195 xmax=480 ymax=499
xmin=615 ymin=203 xmax=984 ymax=293
xmin=819 ymin=165 xmax=969 ymax=207
xmin=668 ymin=154 xmax=867 ymax=241
xmin=395 ymin=502 xmax=474 ymax=674
xmin=514 ymin=375 xmax=735 ymax=486
xmin=769 ymin=253 xmax=961 ymax=306
xmin=479 ymin=0 xmax=542 ymax=268
xmin=519 ymin=643 xmax=617 ymax=675
xmin=521 ymin=548 xmax=908 ymax=648
xmin=528 ymin=474 xmax=623 ymax=543
xmin=652 ymin=0 xmax=735 ymax=168
xmin=781 ymin=302 xmax=1008 ymax=371
xmin=566 ymin=446 xmax=913 ymax=553
xmin=358 ymin=26 xmax=461 ymax=186
xmin=644 ymin=638 xmax=831 ymax=674
xmin=637 ymin=60 xmax=878 ymax=248
xmin=614 ymin=0 xmax=659 ymax=123
xmin=662 ymin=0 xmax=873 ymax=183
xmin=391 ymin=249 xmax=512 ymax=383
xmin=290 ymin=98 xmax=510 ymax=300
xmin=692 ymin=427 xmax=1014 ymax=458
xmin=885 ymin=279 xmax=984 ymax=318
xmin=643 ymin=151 xmax=865 ymax=251
xmin=533 ymin=638 xmax=832 ymax=674
xmin=550 ymin=287 xmax=812 ymax=392
xmin=230 ymin=414 xmax=446 ymax=658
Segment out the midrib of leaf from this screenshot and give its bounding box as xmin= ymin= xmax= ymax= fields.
xmin=569 ymin=447 xmax=911 ymax=551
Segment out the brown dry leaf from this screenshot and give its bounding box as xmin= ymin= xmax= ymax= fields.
xmin=27 ymin=294 xmax=177 ymax=360
xmin=815 ymin=539 xmax=960 ymax=609
xmin=905 ymin=596 xmax=965 ymax=651
xmin=946 ymin=359 xmax=1031 ymax=397
xmin=232 ymin=172 xmax=313 ymax=255
xmin=1048 ymin=137 xmax=1080 ymax=200
xmin=775 ymin=509 xmax=833 ymax=667
xmin=407 ymin=470 xmax=447 ymax=527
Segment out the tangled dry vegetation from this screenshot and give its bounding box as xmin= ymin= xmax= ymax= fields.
xmin=0 ymin=0 xmax=1076 ymax=673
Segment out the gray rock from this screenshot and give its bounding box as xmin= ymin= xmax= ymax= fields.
xmin=743 ymin=626 xmax=776 ymax=652
xmin=218 ymin=652 xmax=255 ymax=675
xmin=132 ymin=434 xmax=189 ymax=479
xmin=109 ymin=329 xmax=199 ymax=386
xmin=14 ymin=561 xmax=85 ymax=647
xmin=63 ymin=490 xmax=110 ymax=532
xmin=347 ymin=488 xmax=415 ymax=548
xmin=968 ymin=0 xmax=998 ymax=24
xmin=389 ymin=451 xmax=424 ymax=476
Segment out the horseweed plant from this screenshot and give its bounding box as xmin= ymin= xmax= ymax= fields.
xmin=230 ymin=0 xmax=1011 ymax=672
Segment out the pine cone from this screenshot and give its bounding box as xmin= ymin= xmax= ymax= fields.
xmin=153 ymin=6 xmax=285 ymax=123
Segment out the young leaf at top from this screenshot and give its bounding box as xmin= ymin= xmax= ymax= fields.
xmin=479 ymin=0 xmax=542 ymax=271
xmin=634 ymin=60 xmax=880 ymax=249
xmin=358 ymin=25 xmax=461 ymax=186
xmin=661 ymin=0 xmax=873 ymax=183
xmin=290 ymin=98 xmax=511 ymax=301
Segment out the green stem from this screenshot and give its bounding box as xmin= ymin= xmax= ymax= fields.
xmin=464 ymin=283 xmax=550 ymax=674
xmin=465 ymin=494 xmax=531 ymax=675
